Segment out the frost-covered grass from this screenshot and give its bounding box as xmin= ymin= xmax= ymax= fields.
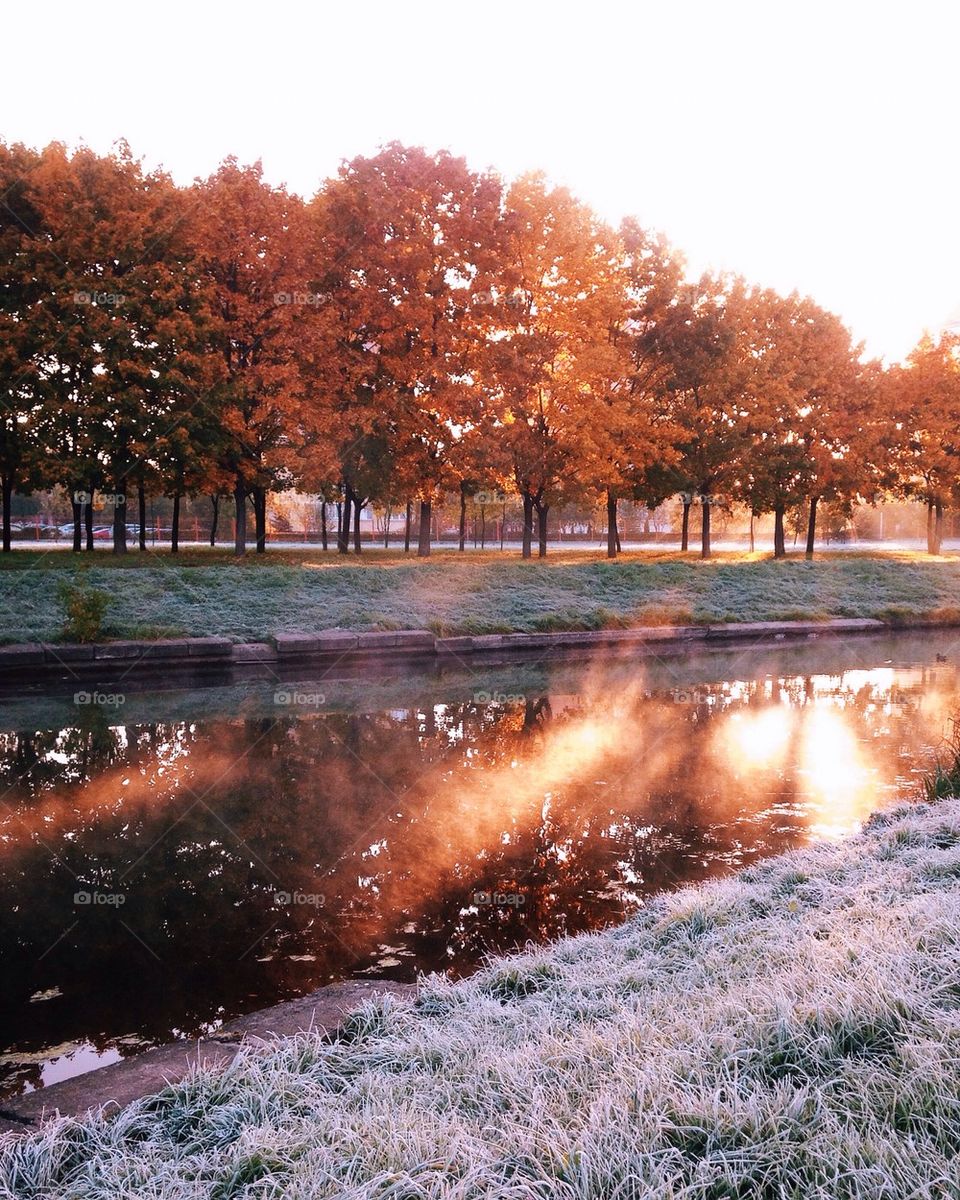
xmin=5 ymin=798 xmax=960 ymax=1198
xmin=3 ymin=549 xmax=960 ymax=643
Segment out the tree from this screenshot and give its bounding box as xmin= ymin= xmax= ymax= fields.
xmin=887 ymin=334 xmax=960 ymax=554
xmin=654 ymin=274 xmax=744 ymax=558
xmin=595 ymin=221 xmax=684 ymax=559
xmin=484 ymin=174 xmax=626 ymax=557
xmin=190 ymin=160 xmax=312 ymax=555
xmin=313 ymin=143 xmax=501 ymax=557
xmin=27 ymin=143 xmax=114 ymax=551
xmin=735 ymin=290 xmax=866 ymax=558
xmin=0 ymin=142 xmax=49 ymax=551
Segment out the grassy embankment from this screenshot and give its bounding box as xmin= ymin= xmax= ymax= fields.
xmin=4 ymin=795 xmax=960 ymax=1197
xmin=4 ymin=548 xmax=960 ymax=644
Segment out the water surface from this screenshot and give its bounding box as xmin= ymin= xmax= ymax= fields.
xmin=1 ymin=631 xmax=958 ymax=1098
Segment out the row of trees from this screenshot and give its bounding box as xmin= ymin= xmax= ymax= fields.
xmin=2 ymin=139 xmax=958 ymax=559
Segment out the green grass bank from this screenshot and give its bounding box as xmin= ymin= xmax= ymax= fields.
xmin=4 ymin=549 xmax=960 ymax=644
xmin=3 ymin=796 xmax=960 ymax=1197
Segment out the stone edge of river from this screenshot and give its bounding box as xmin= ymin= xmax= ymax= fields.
xmin=0 ymin=980 xmax=417 ymax=1135
xmin=0 ymin=616 xmax=948 ymax=684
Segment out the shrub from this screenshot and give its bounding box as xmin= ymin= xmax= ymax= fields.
xmin=57 ymin=577 xmax=111 ymax=643
xmin=924 ymin=719 xmax=960 ymax=802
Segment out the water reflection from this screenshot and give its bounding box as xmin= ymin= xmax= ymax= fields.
xmin=0 ymin=641 xmax=955 ymax=1097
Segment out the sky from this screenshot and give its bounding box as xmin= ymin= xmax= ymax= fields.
xmin=3 ymin=0 xmax=957 ymax=362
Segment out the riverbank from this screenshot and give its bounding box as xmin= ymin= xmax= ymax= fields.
xmin=3 ymin=796 xmax=960 ymax=1197
xmin=2 ymin=617 xmax=951 ymax=690
xmin=4 ymin=551 xmax=960 ymax=647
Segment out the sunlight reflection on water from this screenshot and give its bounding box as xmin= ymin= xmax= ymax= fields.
xmin=0 ymin=634 xmax=957 ymax=1096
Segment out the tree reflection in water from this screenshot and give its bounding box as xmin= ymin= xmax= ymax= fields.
xmin=0 ymin=656 xmax=949 ymax=1097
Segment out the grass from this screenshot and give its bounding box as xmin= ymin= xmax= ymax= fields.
xmin=4 ymin=548 xmax=960 ymax=643
xmin=4 ymin=796 xmax=960 ymax=1197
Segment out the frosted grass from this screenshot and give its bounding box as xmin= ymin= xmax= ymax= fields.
xmin=4 ymin=553 xmax=960 ymax=643
xmin=4 ymin=798 xmax=960 ymax=1196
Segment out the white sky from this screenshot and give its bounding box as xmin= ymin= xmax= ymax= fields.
xmin=3 ymin=0 xmax=958 ymax=361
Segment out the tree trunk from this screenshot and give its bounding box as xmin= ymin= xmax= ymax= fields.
xmin=700 ymin=497 xmax=711 ymax=560
xmin=251 ymin=487 xmax=266 ymax=553
xmin=934 ymin=502 xmax=944 ymax=555
xmin=417 ymin=499 xmax=432 ymax=557
xmin=1 ymin=475 xmax=12 ymax=553
xmin=805 ymin=496 xmax=818 ymax=559
xmin=138 ymin=484 xmax=147 ymax=551
xmin=257 ymin=490 xmax=267 ymax=553
xmin=72 ymin=491 xmax=82 ymax=552
xmin=338 ymin=489 xmax=351 ymax=555
xmin=774 ymin=505 xmax=786 ymax=558
xmin=404 ymin=500 xmax=412 ymax=553
xmin=84 ymin=487 xmax=94 ymax=552
xmin=480 ymin=506 xmax=486 ymax=549
xmin=606 ymin=489 xmax=618 ymax=559
xmin=112 ymin=477 xmax=127 ymax=554
xmin=209 ymin=494 xmax=220 ymax=547
xmin=320 ymin=502 xmax=328 ymax=551
xmin=458 ymin=485 xmax=467 ymax=552
xmin=537 ymin=504 xmax=549 ymax=558
xmin=927 ymin=500 xmax=936 ymax=555
xmin=681 ymin=500 xmax=690 ymax=552
xmin=171 ymin=493 xmax=181 ymax=553
xmin=234 ymin=477 xmax=246 ymax=556
xmin=521 ymin=491 xmax=533 ymax=559
xmin=384 ymin=505 xmax=391 ymax=549
xmin=353 ymin=497 xmax=363 ymax=553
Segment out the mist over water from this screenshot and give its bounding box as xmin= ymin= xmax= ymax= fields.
xmin=0 ymin=632 xmax=956 ymax=1098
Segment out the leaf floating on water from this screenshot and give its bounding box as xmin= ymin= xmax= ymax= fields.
xmin=28 ymin=988 xmax=62 ymax=1004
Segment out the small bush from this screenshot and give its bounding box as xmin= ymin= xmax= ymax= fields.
xmin=57 ymin=577 xmax=111 ymax=643
xmin=484 ymin=962 xmax=559 ymax=1001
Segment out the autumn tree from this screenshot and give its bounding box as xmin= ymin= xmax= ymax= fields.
xmin=190 ymin=160 xmax=313 ymax=554
xmin=653 ymin=274 xmax=744 ymax=558
xmin=25 ymin=144 xmax=114 ymax=551
xmin=311 ymin=144 xmax=501 ymax=556
xmin=483 ymin=174 xmax=626 ymax=557
xmin=792 ymin=309 xmax=870 ymax=558
xmin=734 ymin=290 xmax=866 ymax=558
xmin=886 ymin=334 xmax=960 ymax=554
xmin=594 ymin=221 xmax=684 ymax=558
xmin=0 ymin=142 xmax=50 ymax=551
